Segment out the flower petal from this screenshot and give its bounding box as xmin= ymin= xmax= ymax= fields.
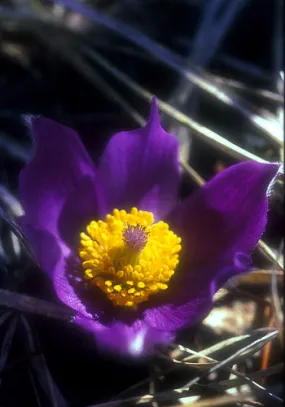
xmin=31 ymin=230 xmax=172 ymax=355
xmin=20 ymin=218 xmax=172 ymax=355
xmin=19 ymin=118 xmax=105 ymax=250
xmin=144 ymin=297 xmax=212 ymax=332
xmin=98 ymin=97 xmax=180 ymax=220
xmin=53 ymin=248 xmax=92 ymax=317
xmin=145 ymin=162 xmax=279 ymax=332
xmin=167 ymin=161 xmax=279 ymax=287
xmin=75 ymin=316 xmax=174 ymax=357
xmin=144 ymin=252 xmax=250 ymax=331
xmin=52 ymin=247 xmax=103 ymax=319
xmin=20 ymin=221 xmax=93 ymax=317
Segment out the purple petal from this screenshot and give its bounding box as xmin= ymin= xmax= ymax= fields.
xmin=23 ymin=224 xmax=93 ymax=317
xmin=167 ymin=161 xmax=279 ymax=289
xmin=144 ymin=252 xmax=250 ymax=331
xmin=28 ymin=227 xmax=106 ymax=322
xmin=99 ymin=97 xmax=180 ymax=220
xmin=53 ymin=248 xmax=113 ymax=325
xmin=75 ymin=315 xmax=174 ymax=357
xmin=54 ymin=252 xmax=173 ymax=356
xmin=20 ymin=219 xmax=172 ymax=355
xmin=144 ymin=162 xmax=279 ymax=332
xmin=144 ymin=297 xmax=212 ymax=332
xmin=52 ymin=246 xmax=91 ymax=317
xmin=19 ymin=118 xmax=105 ymax=254
xmin=34 ymin=232 xmax=173 ymax=356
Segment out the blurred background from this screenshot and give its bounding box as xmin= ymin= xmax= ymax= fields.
xmin=0 ymin=1 xmax=283 ymax=407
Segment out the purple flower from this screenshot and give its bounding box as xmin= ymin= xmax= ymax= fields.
xmin=19 ymin=98 xmax=279 ymax=357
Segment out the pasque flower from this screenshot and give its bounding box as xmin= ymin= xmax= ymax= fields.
xmin=19 ymin=98 xmax=279 ymax=356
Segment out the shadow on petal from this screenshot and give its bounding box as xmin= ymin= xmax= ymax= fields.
xmin=144 ymin=252 xmax=251 ymax=331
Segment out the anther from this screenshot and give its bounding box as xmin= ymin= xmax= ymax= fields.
xmin=78 ymin=207 xmax=181 ymax=308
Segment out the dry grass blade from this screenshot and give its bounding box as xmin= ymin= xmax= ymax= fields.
xmin=0 ymin=133 xmax=31 ymax=162
xmin=179 ymin=159 xmax=205 ymax=186
xmin=257 ymin=240 xmax=284 ymax=271
xmin=144 ymin=331 xmax=282 ymax=404
xmin=158 ymin=346 xmax=216 ymax=369
xmin=85 ymin=373 xmax=262 ymax=407
xmin=271 ymin=241 xmax=284 ymax=347
xmin=198 ymin=73 xmax=283 ymax=147
xmin=204 ymin=73 xmax=283 ymax=103
xmin=174 ymin=392 xmax=254 ymax=407
xmin=237 ymin=269 xmax=283 ymax=286
xmin=169 ymin=329 xmax=277 ymax=366
xmin=156 ymin=352 xmax=280 ymax=403
xmin=0 ymin=289 xmax=74 ymax=321
xmin=219 ymin=363 xmax=283 ymax=389
xmin=54 ymin=0 xmax=281 ymax=144
xmin=157 ymin=345 xmax=282 ymax=405
xmin=148 ymin=362 xmax=160 ymax=407
xmin=0 ymin=204 xmax=38 ymax=264
xmin=86 ymin=392 xmax=187 ymax=407
xmin=174 ymin=330 xmax=282 ymax=403
xmin=0 ymin=186 xmax=23 ymax=218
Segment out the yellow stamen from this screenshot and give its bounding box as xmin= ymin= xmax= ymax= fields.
xmin=78 ymin=207 xmax=181 ymax=308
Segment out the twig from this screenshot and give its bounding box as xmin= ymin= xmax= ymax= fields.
xmin=260 ymin=311 xmax=274 ymax=384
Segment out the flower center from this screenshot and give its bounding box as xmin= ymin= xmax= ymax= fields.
xmin=78 ymin=207 xmax=181 ymax=308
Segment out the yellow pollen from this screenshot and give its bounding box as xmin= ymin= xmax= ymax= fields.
xmin=78 ymin=207 xmax=181 ymax=308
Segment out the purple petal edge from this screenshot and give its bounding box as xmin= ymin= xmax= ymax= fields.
xmin=19 ymin=118 xmax=105 ymax=273
xmin=99 ymin=97 xmax=180 ymax=220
